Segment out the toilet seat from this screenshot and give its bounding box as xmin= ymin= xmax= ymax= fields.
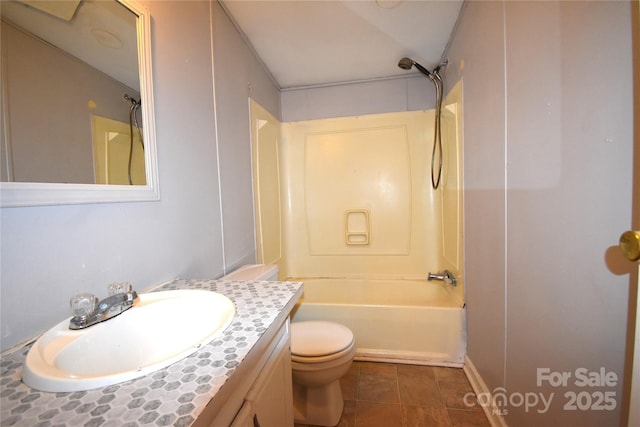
xmin=291 ymin=321 xmax=354 ymax=363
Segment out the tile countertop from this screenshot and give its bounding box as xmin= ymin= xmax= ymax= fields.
xmin=0 ymin=279 xmax=303 ymax=427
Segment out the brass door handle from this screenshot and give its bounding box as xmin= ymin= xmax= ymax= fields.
xmin=619 ymin=231 xmax=640 ymax=262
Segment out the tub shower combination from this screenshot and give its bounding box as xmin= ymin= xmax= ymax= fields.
xmin=250 ymin=76 xmax=464 ymax=367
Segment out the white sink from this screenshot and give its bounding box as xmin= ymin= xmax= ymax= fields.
xmin=22 ymin=289 xmax=235 ymax=392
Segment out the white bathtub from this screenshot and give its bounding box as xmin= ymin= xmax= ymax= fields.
xmin=288 ymin=278 xmax=466 ymax=367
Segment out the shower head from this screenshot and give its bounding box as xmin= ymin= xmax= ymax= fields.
xmin=397 ymin=57 xmax=414 ymax=70
xmin=397 ymin=57 xmax=433 ymax=77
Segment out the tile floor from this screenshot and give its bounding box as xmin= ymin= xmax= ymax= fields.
xmin=295 ymin=361 xmax=491 ymax=427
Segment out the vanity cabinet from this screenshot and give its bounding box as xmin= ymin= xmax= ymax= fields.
xmin=204 ymin=318 xmax=294 ymax=427
xmin=230 ymin=327 xmax=293 ymax=427
xmin=242 ymin=327 xmax=293 ymax=427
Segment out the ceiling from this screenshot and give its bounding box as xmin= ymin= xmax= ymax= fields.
xmin=1 ymin=0 xmax=139 ymax=90
xmin=220 ymin=0 xmax=464 ymax=89
xmin=2 ymin=0 xmax=464 ymax=92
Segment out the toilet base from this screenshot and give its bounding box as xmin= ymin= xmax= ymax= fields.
xmin=293 ymin=379 xmax=344 ymax=427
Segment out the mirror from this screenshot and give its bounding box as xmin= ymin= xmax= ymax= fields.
xmin=0 ymin=0 xmax=158 ymax=207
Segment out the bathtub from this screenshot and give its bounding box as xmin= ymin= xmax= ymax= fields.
xmin=288 ymin=278 xmax=466 ymax=367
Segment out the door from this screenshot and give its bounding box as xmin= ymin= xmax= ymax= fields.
xmin=621 ymin=230 xmax=639 ymax=426
xmin=628 ymin=260 xmax=639 ymax=426
xmin=623 ymin=2 xmax=639 ymax=426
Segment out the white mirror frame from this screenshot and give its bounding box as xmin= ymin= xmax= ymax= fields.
xmin=0 ymin=0 xmax=159 ymax=207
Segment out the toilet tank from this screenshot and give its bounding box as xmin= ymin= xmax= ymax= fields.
xmin=221 ymin=264 xmax=279 ymax=281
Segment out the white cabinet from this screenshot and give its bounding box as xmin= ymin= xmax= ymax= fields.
xmin=244 ymin=326 xmax=293 ymax=427
xmin=208 ymin=319 xmax=294 ymax=427
xmin=228 ymin=402 xmax=254 ymax=427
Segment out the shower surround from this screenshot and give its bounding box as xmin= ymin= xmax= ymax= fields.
xmin=250 ymin=83 xmax=464 ymax=364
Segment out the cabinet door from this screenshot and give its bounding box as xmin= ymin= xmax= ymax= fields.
xmin=229 ymin=402 xmax=254 ymax=427
xmin=246 ymin=323 xmax=294 ymax=427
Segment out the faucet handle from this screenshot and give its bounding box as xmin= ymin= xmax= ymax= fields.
xmin=444 ymin=270 xmax=457 ymax=286
xmin=107 ymin=282 xmax=133 ymax=296
xmin=70 ymin=293 xmax=98 ymax=318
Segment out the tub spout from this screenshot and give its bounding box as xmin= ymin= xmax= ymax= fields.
xmin=428 ymin=270 xmax=457 ymax=286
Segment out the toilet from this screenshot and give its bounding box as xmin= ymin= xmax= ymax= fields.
xmin=221 ymin=264 xmax=355 ymax=427
xmin=290 ymin=320 xmax=355 ymax=426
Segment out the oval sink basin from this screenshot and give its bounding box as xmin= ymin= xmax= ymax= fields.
xmin=22 ymin=289 xmax=235 ymax=392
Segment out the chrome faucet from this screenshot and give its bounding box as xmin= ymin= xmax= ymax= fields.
xmin=69 ymin=284 xmax=138 ymax=330
xmin=428 ymin=270 xmax=457 ymax=286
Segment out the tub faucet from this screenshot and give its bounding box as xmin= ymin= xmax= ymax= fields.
xmin=428 ymin=270 xmax=457 ymax=286
xmin=69 ymin=287 xmax=138 ymax=330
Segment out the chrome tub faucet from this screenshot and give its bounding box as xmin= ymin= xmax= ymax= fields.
xmin=428 ymin=270 xmax=457 ymax=286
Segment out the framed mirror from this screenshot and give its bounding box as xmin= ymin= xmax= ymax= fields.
xmin=0 ymin=0 xmax=159 ymax=207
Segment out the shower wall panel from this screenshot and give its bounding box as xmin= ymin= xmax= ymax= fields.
xmin=441 ymin=81 xmax=463 ymax=272
xmin=281 ymin=111 xmax=441 ymax=279
xmin=304 ymin=126 xmax=411 ymax=255
xmin=250 ymin=100 xmax=283 ymax=268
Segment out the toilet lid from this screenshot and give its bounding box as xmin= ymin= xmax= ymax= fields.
xmin=291 ymin=321 xmax=354 ymax=357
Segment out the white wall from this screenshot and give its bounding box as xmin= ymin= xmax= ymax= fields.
xmin=447 ymin=1 xmax=634 ymax=425
xmin=0 ymin=1 xmax=278 ymax=351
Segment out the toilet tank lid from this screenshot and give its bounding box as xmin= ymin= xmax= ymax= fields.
xmin=221 ymin=264 xmax=278 ymax=281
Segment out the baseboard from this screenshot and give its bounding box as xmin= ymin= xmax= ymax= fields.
xmin=463 ymin=355 xmax=508 ymax=427
xmin=355 ymin=348 xmax=464 ymax=367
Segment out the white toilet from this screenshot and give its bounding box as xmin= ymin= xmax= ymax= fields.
xmin=290 ymin=320 xmax=355 ymax=426
xmin=221 ymin=264 xmax=356 ymax=427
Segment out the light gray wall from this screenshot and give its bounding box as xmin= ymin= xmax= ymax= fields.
xmin=446 ymin=0 xmax=508 ymax=395
xmin=212 ymin=1 xmax=280 ymax=273
xmin=447 ymin=1 xmax=634 ymax=426
xmin=0 ymin=1 xmax=277 ymax=351
xmin=281 ymin=75 xmax=435 ymax=122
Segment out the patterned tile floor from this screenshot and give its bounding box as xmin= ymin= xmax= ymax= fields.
xmin=295 ymin=361 xmax=491 ymax=427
